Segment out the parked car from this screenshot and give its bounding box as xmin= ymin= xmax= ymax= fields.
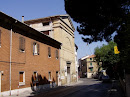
xmin=102 ymin=75 xmax=110 ymax=82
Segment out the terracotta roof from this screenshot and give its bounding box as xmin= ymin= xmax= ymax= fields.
xmin=80 ymin=54 xmax=96 ymax=60
xmin=87 ymin=55 xmax=96 ymax=58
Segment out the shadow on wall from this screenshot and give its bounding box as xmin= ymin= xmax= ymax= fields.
xmin=30 ymin=74 xmax=56 ymax=91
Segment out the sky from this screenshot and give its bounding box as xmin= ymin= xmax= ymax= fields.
xmin=0 ymin=0 xmax=107 ymax=59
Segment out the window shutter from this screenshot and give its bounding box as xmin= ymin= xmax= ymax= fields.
xmin=19 ymin=72 xmax=23 ymax=82
xmin=0 ymin=30 xmax=1 ymax=46
xmin=19 ymin=37 xmax=25 ymax=51
xmin=19 ymin=37 xmax=21 ymax=50
xmin=48 ymin=47 xmax=51 ymax=57
xmin=33 ymin=42 xmax=35 ymax=55
xmin=23 ymin=38 xmax=25 ymax=50
xmin=37 ymin=44 xmax=40 ymax=55
xmin=56 ymin=50 xmax=58 ymax=59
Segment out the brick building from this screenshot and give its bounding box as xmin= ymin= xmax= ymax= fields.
xmin=24 ymin=15 xmax=77 ymax=85
xmin=0 ymin=11 xmax=61 ymax=96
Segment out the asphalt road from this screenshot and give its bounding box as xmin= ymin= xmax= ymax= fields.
xmin=30 ymin=78 xmax=112 ymax=97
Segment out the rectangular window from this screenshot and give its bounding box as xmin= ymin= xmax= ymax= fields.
xmin=19 ymin=71 xmax=25 ymax=85
xmin=19 ymin=72 xmax=23 ymax=82
xmin=19 ymin=37 xmax=25 ymax=52
xmin=42 ymin=22 xmax=49 ymax=26
xmin=48 ymin=72 xmax=51 ymax=81
xmin=48 ymin=47 xmax=51 ymax=58
xmin=33 ymin=42 xmax=39 ymax=55
xmin=0 ymin=30 xmax=1 ymax=47
xmin=56 ymin=50 xmax=58 ymax=59
xmin=90 ymin=63 xmax=92 ymax=66
xmin=41 ymin=31 xmax=49 ymax=35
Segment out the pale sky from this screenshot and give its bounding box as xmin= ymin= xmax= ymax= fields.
xmin=0 ymin=0 xmax=107 ymax=59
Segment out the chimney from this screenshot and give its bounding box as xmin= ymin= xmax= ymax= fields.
xmin=22 ymin=16 xmax=24 ymax=23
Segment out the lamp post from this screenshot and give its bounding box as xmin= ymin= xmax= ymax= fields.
xmin=9 ymin=20 xmax=17 ymax=96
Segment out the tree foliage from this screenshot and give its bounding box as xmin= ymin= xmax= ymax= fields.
xmin=94 ymin=41 xmax=120 ymax=77
xmin=65 ymin=0 xmax=130 ymax=74
xmin=94 ymin=41 xmax=120 ymax=68
xmin=114 ymin=13 xmax=130 ymax=74
xmin=65 ymin=0 xmax=129 ymax=43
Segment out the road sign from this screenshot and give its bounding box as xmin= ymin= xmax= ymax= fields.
xmin=114 ymin=46 xmax=120 ymax=54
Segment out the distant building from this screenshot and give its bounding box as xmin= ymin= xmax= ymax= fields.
xmin=78 ymin=55 xmax=99 ymax=78
xmin=24 ymin=15 xmax=77 ymax=85
xmin=0 ymin=11 xmax=61 ymax=96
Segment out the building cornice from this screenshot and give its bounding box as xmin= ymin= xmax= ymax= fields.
xmin=53 ymin=21 xmax=74 ymax=38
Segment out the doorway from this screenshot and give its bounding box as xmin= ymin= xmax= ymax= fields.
xmin=56 ymin=71 xmax=58 ymax=86
xmin=67 ymin=67 xmax=70 ymax=84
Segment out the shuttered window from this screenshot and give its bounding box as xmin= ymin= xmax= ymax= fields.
xmin=19 ymin=71 xmax=25 ymax=85
xmin=33 ymin=42 xmax=39 ymax=55
xmin=56 ymin=50 xmax=58 ymax=59
xmin=0 ymin=30 xmax=1 ymax=47
xmin=19 ymin=72 xmax=24 ymax=82
xmin=48 ymin=47 xmax=51 ymax=57
xmin=19 ymin=37 xmax=25 ymax=52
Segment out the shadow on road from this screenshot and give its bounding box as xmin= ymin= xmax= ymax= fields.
xmin=27 ymin=79 xmax=112 ymax=97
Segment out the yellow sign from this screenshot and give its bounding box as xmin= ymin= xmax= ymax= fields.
xmin=114 ymin=46 xmax=120 ymax=54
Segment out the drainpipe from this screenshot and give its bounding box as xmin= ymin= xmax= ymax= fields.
xmin=9 ymin=28 xmax=12 ymax=96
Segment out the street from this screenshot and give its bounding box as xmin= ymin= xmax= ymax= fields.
xmin=29 ymin=78 xmax=112 ymax=97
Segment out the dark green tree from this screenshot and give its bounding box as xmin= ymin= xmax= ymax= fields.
xmin=114 ymin=13 xmax=130 ymax=74
xmin=65 ymin=0 xmax=130 ymax=74
xmin=65 ymin=0 xmax=129 ymax=43
xmin=94 ymin=41 xmax=120 ymax=78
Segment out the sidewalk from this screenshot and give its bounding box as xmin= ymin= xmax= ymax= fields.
xmin=5 ymin=81 xmax=82 ymax=97
xmin=107 ymin=80 xmax=126 ymax=97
